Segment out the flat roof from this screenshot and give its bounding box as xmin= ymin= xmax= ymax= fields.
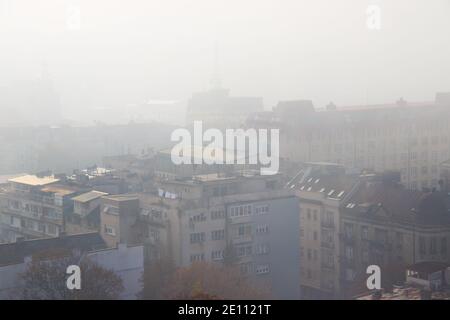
xmin=0 ymin=173 xmax=27 ymax=185
xmin=41 ymin=185 xmax=80 ymax=196
xmin=8 ymin=175 xmax=59 ymax=186
xmin=72 ymin=190 xmax=108 ymax=203
xmin=103 ymin=194 xmax=139 ymax=202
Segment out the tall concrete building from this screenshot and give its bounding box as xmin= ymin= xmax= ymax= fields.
xmin=288 ymin=163 xmax=359 ymax=298
xmin=154 ymin=172 xmax=301 ymax=299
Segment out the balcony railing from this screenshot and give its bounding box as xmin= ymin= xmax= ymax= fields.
xmin=321 ymin=241 xmax=335 ymax=249
xmin=232 ymin=235 xmax=253 ymax=245
xmin=321 ymin=221 xmax=335 ymax=229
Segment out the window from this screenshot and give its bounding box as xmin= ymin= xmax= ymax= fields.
xmin=345 ymin=246 xmax=354 ymax=260
xmin=104 ymin=225 xmax=116 ymax=236
xmin=190 ymin=254 xmax=204 ymax=262
xmin=313 ymin=231 xmax=318 ymax=241
xmin=255 ymin=264 xmax=270 ymax=275
xmin=230 ymin=205 xmax=252 ymax=217
xmin=255 ymin=224 xmax=269 ymax=234
xmin=430 ymin=237 xmax=437 ymax=254
xmin=237 ymin=224 xmax=252 ymax=237
xmin=211 ymin=250 xmax=224 ymax=261
xmin=211 ymin=209 xmax=225 ymax=220
xmin=344 ymin=223 xmax=353 ymax=238
xmin=255 ymin=244 xmax=270 ymax=255
xmin=211 ymin=229 xmax=225 ymax=240
xmin=419 ymin=237 xmax=426 ymax=255
xmin=361 ymin=226 xmax=369 ymax=240
xmin=190 ymin=232 xmax=205 ymax=244
xmin=255 ymin=205 xmax=269 ymax=215
xmin=362 ymin=249 xmax=369 ymax=263
xmin=299 ymin=228 xmax=304 ymax=238
xmin=237 ymin=245 xmax=252 ymax=257
xmin=48 ymin=224 xmax=57 ymax=235
xmin=38 ymin=223 xmax=46 ymax=233
xmin=190 ymin=213 xmax=206 ymax=223
xmin=441 ymin=238 xmax=447 ymax=255
xmin=240 ymin=263 xmax=252 ymax=275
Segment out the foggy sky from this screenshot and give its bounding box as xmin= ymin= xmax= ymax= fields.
xmin=1 ymin=0 xmax=450 ymax=121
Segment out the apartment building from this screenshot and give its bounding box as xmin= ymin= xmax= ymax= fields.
xmin=156 ymin=171 xmax=300 ymax=299
xmin=100 ymin=194 xmax=140 ymax=248
xmin=440 ymin=159 xmax=450 ymax=193
xmin=247 ymin=93 xmax=450 ymax=191
xmin=340 ymin=173 xmax=450 ymax=297
xmin=287 ymin=163 xmax=359 ymax=298
xmin=65 ymin=190 xmax=108 ymax=234
xmin=99 ymin=193 xmax=170 ymax=264
xmin=0 ymin=175 xmax=84 ymax=243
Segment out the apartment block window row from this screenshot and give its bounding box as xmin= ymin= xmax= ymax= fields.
xmin=190 ymin=253 xmax=205 ymax=262
xmin=254 ymin=204 xmax=269 ymax=215
xmin=104 ymin=225 xmax=116 ymax=236
xmin=190 ymin=232 xmax=205 ymax=244
xmin=240 ymin=262 xmax=253 ymax=275
xmin=237 ymin=224 xmax=252 ymax=237
xmin=236 ymin=245 xmax=252 ymax=257
xmin=255 ymin=264 xmax=270 ymax=275
xmin=210 ymin=209 xmax=225 ymax=220
xmin=211 ymin=229 xmax=225 ymax=240
xmin=230 ymin=204 xmax=252 ymax=217
xmin=255 ymin=243 xmax=270 ymax=255
xmin=190 ymin=212 xmax=207 ymax=223
xmin=211 ymin=250 xmax=224 ymax=261
xmin=255 ymin=224 xmax=269 ymax=234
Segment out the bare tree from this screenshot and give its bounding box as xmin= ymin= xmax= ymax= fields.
xmin=161 ymin=262 xmax=271 ymax=300
xmin=16 ymin=249 xmax=124 ymax=300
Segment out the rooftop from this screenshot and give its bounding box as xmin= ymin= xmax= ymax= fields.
xmin=0 ymin=232 xmax=106 ymax=266
xmin=0 ymin=173 xmax=27 ymax=185
xmin=407 ymin=261 xmax=450 ymax=274
xmin=103 ymin=194 xmax=139 ymax=202
xmin=342 ymin=178 xmax=450 ymax=225
xmin=8 ymin=175 xmax=59 ymax=187
xmin=356 ymin=287 xmax=450 ymax=300
xmin=290 ymin=172 xmax=358 ymax=201
xmin=72 ymin=190 xmax=108 ymax=203
xmin=40 ymin=184 xmax=80 ymax=196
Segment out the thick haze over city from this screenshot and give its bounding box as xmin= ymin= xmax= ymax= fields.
xmin=2 ymin=0 xmax=450 ymax=304
xmin=1 ymin=0 xmax=450 ymax=126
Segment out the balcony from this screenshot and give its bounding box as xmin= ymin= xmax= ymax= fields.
xmin=1 ymin=206 xmax=63 ymax=224
xmin=321 ymin=241 xmax=335 ymax=249
xmin=7 ymin=191 xmax=56 ymax=206
xmin=232 ymin=235 xmax=253 ymax=245
xmin=321 ymin=221 xmax=335 ymax=229
xmin=229 ymin=215 xmax=252 ymax=225
xmin=340 ymin=233 xmax=355 ymax=244
xmin=321 ymin=262 xmax=335 ymax=271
